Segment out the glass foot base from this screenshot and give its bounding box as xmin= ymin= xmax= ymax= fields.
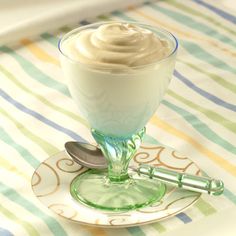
xmin=70 ymin=169 xmax=166 ymax=211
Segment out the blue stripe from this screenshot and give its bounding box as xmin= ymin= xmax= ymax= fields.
xmin=176 ymin=212 xmax=192 ymax=223
xmin=0 ymin=228 xmax=14 ymax=236
xmin=174 ymin=70 xmax=236 ymax=112
xmin=0 ymin=182 xmax=67 ymax=236
xmin=192 ymin=0 xmax=236 ymax=24
xmin=0 ymin=89 xmax=87 ymax=143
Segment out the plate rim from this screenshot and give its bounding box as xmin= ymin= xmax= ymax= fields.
xmin=31 ymin=145 xmax=202 ymax=228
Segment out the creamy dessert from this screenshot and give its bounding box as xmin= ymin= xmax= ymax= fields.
xmin=60 ymin=22 xmax=177 ymax=136
xmin=62 ymin=22 xmax=171 ymax=69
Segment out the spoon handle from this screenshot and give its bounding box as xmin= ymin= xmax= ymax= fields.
xmin=133 ymin=164 xmax=224 ymax=196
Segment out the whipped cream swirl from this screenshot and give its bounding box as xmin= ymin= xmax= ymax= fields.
xmin=63 ymin=22 xmax=171 ymax=70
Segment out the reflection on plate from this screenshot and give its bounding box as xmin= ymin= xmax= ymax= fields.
xmin=31 ymin=144 xmax=201 ymax=228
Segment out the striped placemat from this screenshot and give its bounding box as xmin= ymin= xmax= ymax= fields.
xmin=0 ymin=0 xmax=236 ymax=235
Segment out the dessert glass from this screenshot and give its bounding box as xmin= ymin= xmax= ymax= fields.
xmin=59 ymin=21 xmax=178 ymax=211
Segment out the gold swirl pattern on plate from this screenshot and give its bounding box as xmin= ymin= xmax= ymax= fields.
xmin=134 ymin=145 xmax=194 ymax=172
xmin=108 ymin=214 xmax=131 ymax=226
xmin=48 ymin=204 xmax=78 ymax=219
xmin=140 ymin=145 xmax=165 ymax=150
xmin=196 ymin=169 xmax=201 ymax=176
xmin=36 ymin=163 xmax=60 ymax=197
xmin=156 ymin=150 xmax=194 ymax=171
xmin=31 ymin=147 xmax=202 ymax=227
xmin=163 ymin=195 xmax=199 ymax=211
xmin=56 ymin=158 xmax=83 ymax=173
xmin=138 ymin=194 xmax=199 ymax=214
xmin=137 ymin=199 xmax=164 ymax=213
xmin=133 ymin=146 xmax=165 ymax=164
xmin=171 ymin=150 xmax=188 ymax=160
xmin=31 ymin=171 xmax=41 ymax=187
xmin=137 ymin=200 xmax=164 ymax=213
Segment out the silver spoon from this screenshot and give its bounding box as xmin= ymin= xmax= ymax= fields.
xmin=65 ymin=141 xmax=224 ymax=196
xmin=65 ymin=141 xmax=107 ymax=169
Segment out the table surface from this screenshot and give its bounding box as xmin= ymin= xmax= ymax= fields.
xmin=0 ymin=0 xmax=236 ymax=235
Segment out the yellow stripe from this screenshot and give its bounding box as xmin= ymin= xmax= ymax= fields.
xmin=150 ymin=116 xmax=236 ymax=177
xmin=0 ymin=204 xmax=40 ymax=236
xmin=82 ymin=226 xmax=108 ymax=236
xmin=130 ymin=7 xmax=236 ymax=58
xmin=20 ymin=39 xmax=60 ymax=66
xmin=0 ymin=156 xmax=29 ymax=180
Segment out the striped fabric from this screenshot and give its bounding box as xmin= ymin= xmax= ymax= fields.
xmin=0 ymin=0 xmax=236 ymax=235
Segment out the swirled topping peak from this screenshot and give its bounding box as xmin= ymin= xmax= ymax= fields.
xmin=62 ymin=22 xmax=171 ymax=70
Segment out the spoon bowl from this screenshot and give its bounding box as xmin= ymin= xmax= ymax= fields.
xmin=65 ymin=142 xmax=107 ymax=169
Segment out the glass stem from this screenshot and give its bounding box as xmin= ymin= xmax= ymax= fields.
xmin=92 ymin=128 xmax=145 ymax=183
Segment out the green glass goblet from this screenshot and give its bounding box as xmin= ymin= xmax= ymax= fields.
xmin=59 ymin=21 xmax=178 ymax=211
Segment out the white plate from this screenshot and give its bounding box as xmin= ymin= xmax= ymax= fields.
xmin=31 ymin=144 xmax=201 ymax=228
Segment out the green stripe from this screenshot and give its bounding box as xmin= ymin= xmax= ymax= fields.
xmin=224 ymin=189 xmax=236 ymax=205
xmin=0 ymin=154 xmax=28 ymax=179
xmin=98 ymin=15 xmax=111 ymax=21
xmin=40 ymin=33 xmax=59 ymax=47
xmin=0 ymin=182 xmax=67 ymax=236
xmin=0 ymin=108 xmax=59 ymax=155
xmin=177 ymin=60 xmax=236 ymax=94
xmin=0 ymin=205 xmax=40 ymax=236
xmin=0 ymin=127 xmax=40 ymax=169
xmin=165 ymin=0 xmax=236 ymax=36
xmin=149 ymin=3 xmax=236 ymax=48
xmin=143 ymin=134 xmax=183 ymax=152
xmin=59 ymin=26 xmax=72 ymax=33
xmin=112 ymin=11 xmax=236 ymax=74
xmin=0 ymin=64 xmax=88 ymax=127
xmin=143 ymin=134 xmax=163 ymax=145
xmin=151 ymin=222 xmax=166 ymax=233
xmin=195 ymin=198 xmax=217 ymax=216
xmin=167 ymin=90 xmax=236 ymax=133
xmin=0 ymin=46 xmax=70 ymax=97
xmin=181 ymin=40 xmax=236 ymax=75
xmin=202 ymin=171 xmax=236 ymax=205
xmin=162 ymin=100 xmax=236 ymax=154
xmin=127 ymin=227 xmax=145 ymax=236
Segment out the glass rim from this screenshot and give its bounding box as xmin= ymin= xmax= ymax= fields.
xmin=58 ymin=21 xmax=178 ymax=70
